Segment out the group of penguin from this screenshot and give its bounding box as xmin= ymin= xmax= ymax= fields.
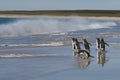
xmin=71 ymin=37 xmax=109 ymax=59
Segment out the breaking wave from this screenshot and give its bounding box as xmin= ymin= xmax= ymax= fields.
xmin=0 ymin=16 xmax=117 ymax=37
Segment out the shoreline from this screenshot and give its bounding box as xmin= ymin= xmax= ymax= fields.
xmin=0 ymin=14 xmax=120 ymax=20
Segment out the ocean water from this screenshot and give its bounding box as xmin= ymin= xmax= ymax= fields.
xmin=0 ymin=16 xmax=120 ymax=80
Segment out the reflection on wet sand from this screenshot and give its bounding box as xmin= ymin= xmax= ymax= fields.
xmin=73 ymin=49 xmax=109 ymax=69
xmin=97 ymin=50 xmax=107 ymax=67
xmin=73 ymin=57 xmax=91 ymax=69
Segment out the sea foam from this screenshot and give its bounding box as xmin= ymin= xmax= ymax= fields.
xmin=0 ymin=16 xmax=116 ymax=37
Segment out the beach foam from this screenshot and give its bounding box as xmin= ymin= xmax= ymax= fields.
xmin=0 ymin=42 xmax=64 ymax=47
xmin=0 ymin=53 xmax=61 ymax=58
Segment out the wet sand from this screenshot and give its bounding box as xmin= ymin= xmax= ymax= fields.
xmin=0 ymin=43 xmax=120 ymax=80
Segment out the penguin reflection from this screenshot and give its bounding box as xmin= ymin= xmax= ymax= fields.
xmin=97 ymin=50 xmax=106 ymax=67
xmin=74 ymin=57 xmax=91 ymax=69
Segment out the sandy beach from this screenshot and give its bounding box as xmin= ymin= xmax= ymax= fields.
xmin=0 ymin=14 xmax=120 ymax=20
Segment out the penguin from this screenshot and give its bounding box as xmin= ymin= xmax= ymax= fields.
xmin=82 ymin=39 xmax=91 ymax=52
xmin=100 ymin=38 xmax=109 ymax=51
xmin=96 ymin=38 xmax=101 ymax=50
